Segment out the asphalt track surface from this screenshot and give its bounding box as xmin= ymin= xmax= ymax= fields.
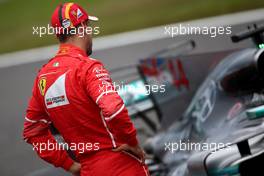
xmin=0 ymin=9 xmax=263 ymax=176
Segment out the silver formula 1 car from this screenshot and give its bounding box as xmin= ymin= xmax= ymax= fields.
xmin=141 ymin=24 xmax=264 ymax=176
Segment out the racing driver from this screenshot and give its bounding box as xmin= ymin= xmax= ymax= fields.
xmin=23 ymin=2 xmax=149 ymax=176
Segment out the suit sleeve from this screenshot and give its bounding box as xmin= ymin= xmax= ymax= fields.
xmin=23 ymin=78 xmax=74 ymax=171
xmin=84 ymin=61 xmax=138 ymax=147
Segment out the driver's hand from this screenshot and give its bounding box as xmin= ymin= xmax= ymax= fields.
xmin=112 ymin=144 xmax=146 ymax=164
xmin=69 ymin=162 xmax=81 ymax=176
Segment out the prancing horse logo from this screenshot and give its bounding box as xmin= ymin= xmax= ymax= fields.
xmin=39 ymin=78 xmax=47 ymax=96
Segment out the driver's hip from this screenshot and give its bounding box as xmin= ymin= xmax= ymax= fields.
xmin=80 ymin=150 xmax=149 ymax=176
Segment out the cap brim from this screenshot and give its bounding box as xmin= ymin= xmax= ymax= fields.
xmin=88 ymin=15 xmax=99 ymax=21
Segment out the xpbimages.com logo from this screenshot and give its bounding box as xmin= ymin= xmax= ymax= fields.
xmin=32 ymin=24 xmax=100 ymax=37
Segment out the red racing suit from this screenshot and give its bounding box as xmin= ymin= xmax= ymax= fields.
xmin=23 ymin=44 xmax=148 ymax=175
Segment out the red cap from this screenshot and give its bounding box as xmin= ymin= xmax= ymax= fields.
xmin=51 ymin=2 xmax=98 ymax=35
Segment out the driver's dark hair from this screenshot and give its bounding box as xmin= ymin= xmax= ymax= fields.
xmin=58 ymin=32 xmax=72 ymax=43
xmin=57 ymin=22 xmax=86 ymax=43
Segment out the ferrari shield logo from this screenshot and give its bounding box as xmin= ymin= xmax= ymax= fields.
xmin=39 ymin=78 xmax=47 ymax=96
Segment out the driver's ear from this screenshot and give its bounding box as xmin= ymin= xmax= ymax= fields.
xmin=75 ymin=25 xmax=83 ymax=38
xmin=80 ymin=21 xmax=88 ymax=27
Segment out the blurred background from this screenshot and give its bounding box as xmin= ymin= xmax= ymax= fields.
xmin=1 ymin=1 xmax=264 ymax=176
xmin=0 ymin=0 xmax=264 ymax=53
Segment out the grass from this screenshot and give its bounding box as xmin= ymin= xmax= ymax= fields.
xmin=0 ymin=0 xmax=264 ymax=54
